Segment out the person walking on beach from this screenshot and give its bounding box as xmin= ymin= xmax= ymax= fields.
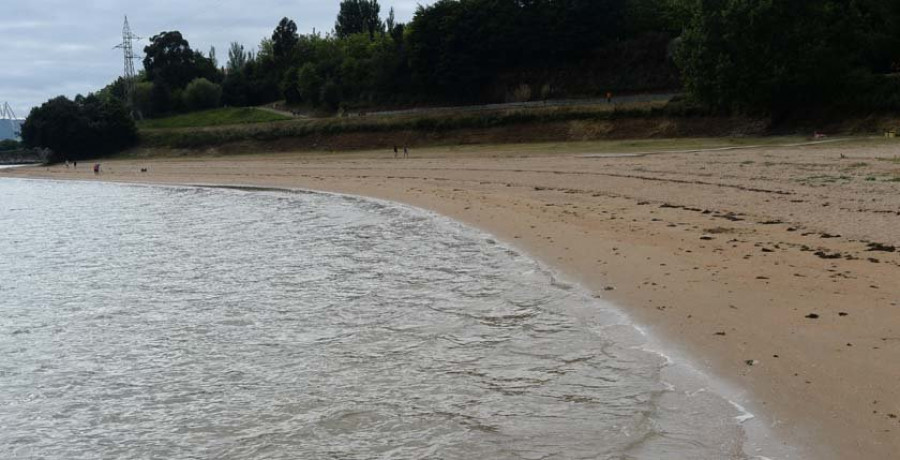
xmin=93 ymin=163 xmax=100 ymax=174
xmin=393 ymin=145 xmax=398 ymax=159
xmin=606 ymin=91 xmax=613 ymax=104
xmin=73 ymin=161 xmax=77 ymax=169
xmin=403 ymin=146 xmax=409 ymax=159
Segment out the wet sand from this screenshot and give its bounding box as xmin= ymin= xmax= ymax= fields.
xmin=6 ymin=138 xmax=900 ymax=458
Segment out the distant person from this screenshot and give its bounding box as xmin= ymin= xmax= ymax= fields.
xmin=73 ymin=161 xmax=77 ymax=169
xmin=606 ymin=91 xmax=613 ymax=104
xmin=93 ymin=163 xmax=100 ymax=174
xmin=393 ymin=145 xmax=398 ymax=159
xmin=403 ymin=146 xmax=409 ymax=159
xmin=65 ymin=160 xmax=69 ymax=169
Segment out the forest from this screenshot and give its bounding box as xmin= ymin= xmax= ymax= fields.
xmin=20 ymin=0 xmax=900 ymax=157
xmin=99 ymin=0 xmax=900 ymax=116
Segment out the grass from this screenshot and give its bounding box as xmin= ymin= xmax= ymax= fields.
xmin=137 ymin=107 xmax=291 ymax=129
xmin=132 ymin=99 xmax=845 ymax=153
xmin=139 ymin=113 xmax=806 ymax=152
xmin=136 ymin=102 xmax=684 ymax=149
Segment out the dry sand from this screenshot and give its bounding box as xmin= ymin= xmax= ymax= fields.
xmin=5 ymin=137 xmax=900 ymax=458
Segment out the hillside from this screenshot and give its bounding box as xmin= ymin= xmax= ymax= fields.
xmin=137 ymin=107 xmax=291 ymax=129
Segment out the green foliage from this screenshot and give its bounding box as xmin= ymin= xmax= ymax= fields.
xmin=0 ymin=139 xmax=20 ymax=151
xmin=406 ymin=0 xmax=630 ymax=101
xmin=223 ymin=72 xmax=251 ymax=107
xmin=150 ymin=81 xmax=173 ymax=116
xmin=272 ymin=18 xmax=299 ymax=67
xmin=227 ymin=42 xmax=249 ymax=74
xmin=677 ymin=0 xmax=890 ymax=113
xmin=298 ymin=63 xmax=324 ymax=107
xmin=183 ymin=78 xmax=223 ymax=111
xmin=137 ymin=107 xmax=290 ymax=129
xmin=138 ymin=103 xmax=669 ymax=150
xmin=143 ymin=31 xmax=221 ymax=93
xmin=281 ymin=67 xmax=302 ymax=105
xmin=91 ymin=0 xmax=900 ymax=122
xmin=320 ymin=80 xmax=342 ymax=110
xmin=134 ymin=81 xmax=154 ymax=117
xmin=335 ymin=0 xmax=384 ymax=39
xmin=21 ymin=95 xmax=137 ymax=161
xmin=97 ymin=0 xmax=683 ymax=116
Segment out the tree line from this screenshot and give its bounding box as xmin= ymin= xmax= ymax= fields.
xmin=104 ymin=0 xmax=689 ymax=118
xmin=21 ymin=0 xmax=900 ymax=159
xmin=109 ymin=0 xmax=899 ymax=116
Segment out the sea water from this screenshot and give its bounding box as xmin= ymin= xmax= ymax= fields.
xmin=0 ymin=178 xmax=784 ymax=459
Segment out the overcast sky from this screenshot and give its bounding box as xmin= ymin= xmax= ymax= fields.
xmin=1 ymin=1 xmax=431 ymax=118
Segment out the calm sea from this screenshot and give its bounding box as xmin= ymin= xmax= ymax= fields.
xmin=0 ymin=178 xmax=783 ymax=459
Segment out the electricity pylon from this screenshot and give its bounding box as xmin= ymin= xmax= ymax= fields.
xmin=114 ymin=16 xmax=141 ymax=118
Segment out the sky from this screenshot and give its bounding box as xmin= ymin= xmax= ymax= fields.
xmin=0 ymin=1 xmax=431 ymax=118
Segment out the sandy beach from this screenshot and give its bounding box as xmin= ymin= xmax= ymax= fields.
xmin=5 ymin=137 xmax=900 ymax=458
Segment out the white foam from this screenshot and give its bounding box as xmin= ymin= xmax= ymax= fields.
xmin=187 ymin=183 xmax=808 ymax=459
xmin=730 ymin=400 xmax=756 ymax=423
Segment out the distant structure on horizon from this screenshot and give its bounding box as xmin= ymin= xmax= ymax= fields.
xmin=114 ymin=16 xmax=142 ymax=118
xmin=0 ymin=102 xmax=22 ymax=141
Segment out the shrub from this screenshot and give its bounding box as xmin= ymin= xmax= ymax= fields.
xmin=0 ymin=139 xmax=20 ymax=151
xmin=320 ymin=80 xmax=341 ymax=111
xmin=183 ymin=78 xmax=222 ymax=111
xmin=508 ymin=84 xmax=532 ymax=103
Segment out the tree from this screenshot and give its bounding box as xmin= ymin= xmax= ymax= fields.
xmin=386 ymin=7 xmax=395 ymax=33
xmin=183 ymin=78 xmax=222 ymax=111
xmin=676 ymin=0 xmax=868 ymax=113
xmin=143 ymin=31 xmax=219 ymax=90
xmin=21 ymin=95 xmax=136 ymax=161
xmin=227 ymin=42 xmax=248 ymax=74
xmin=281 ymin=67 xmax=302 ymax=105
xmin=143 ymin=31 xmax=198 ymax=89
xmin=272 ymin=18 xmax=299 ymax=66
xmin=386 ymin=7 xmax=405 ymax=43
xmin=297 ymin=63 xmax=323 ymax=106
xmin=134 ymin=81 xmax=153 ymax=117
xmin=320 ymin=79 xmax=342 ymax=110
xmin=21 ymin=97 xmax=83 ymax=159
xmin=335 ymin=0 xmax=383 ymax=40
xmin=223 ymin=71 xmax=250 ymax=106
xmin=150 ymin=81 xmax=173 ymax=115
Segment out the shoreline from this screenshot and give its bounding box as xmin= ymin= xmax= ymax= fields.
xmin=201 ymin=181 xmax=805 ymax=458
xmin=6 ymin=175 xmax=796 ymax=457
xmin=5 ymin=139 xmax=900 ymax=458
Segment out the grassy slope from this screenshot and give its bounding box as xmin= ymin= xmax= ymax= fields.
xmin=137 ymin=102 xmax=681 ymax=149
xmin=134 ymin=100 xmax=880 ymax=154
xmin=138 ymin=107 xmax=291 ymax=129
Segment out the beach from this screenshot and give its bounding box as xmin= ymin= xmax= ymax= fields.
xmin=5 ymin=137 xmax=900 ymax=458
